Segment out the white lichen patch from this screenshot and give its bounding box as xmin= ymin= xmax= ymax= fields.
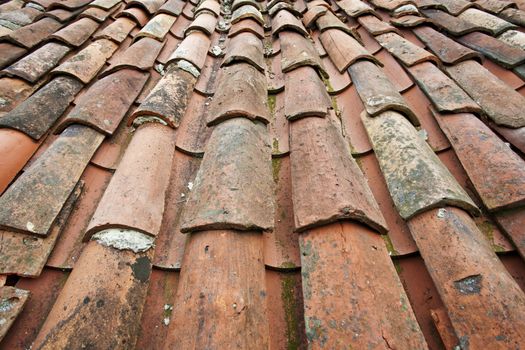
xmin=132 ymin=115 xmax=168 ymax=128
xmin=177 ymin=60 xmax=200 ymax=78
xmin=26 ymin=221 xmax=35 ymax=232
xmin=92 ymin=228 xmax=154 ymax=253
xmin=437 ymin=208 xmax=447 ymax=218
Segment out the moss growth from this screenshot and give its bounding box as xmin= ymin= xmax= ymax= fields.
xmin=281 ymin=275 xmax=300 ymax=350
xmin=381 ymin=235 xmax=398 ymax=256
xmin=267 ymin=94 xmax=277 ymax=115
xmin=476 ymin=219 xmax=505 ymax=253
xmin=280 ymin=261 xmax=297 ymax=269
xmin=322 ymin=76 xmax=334 ymax=94
xmin=272 ymin=157 xmax=282 ymax=183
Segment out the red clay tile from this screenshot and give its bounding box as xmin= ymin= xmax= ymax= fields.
xmin=357 ymin=14 xmax=398 ymax=35
xmin=181 ymin=118 xmax=274 ymax=232
xmin=4 ymin=17 xmax=62 ymax=48
xmin=435 ymin=111 xmax=525 ymax=211
xmin=94 ymin=17 xmax=135 ymax=42
xmin=181 ymin=2 xmax=195 ymax=19
xmin=0 ymin=125 xmax=103 ymax=236
xmin=315 ymin=11 xmax=360 ymax=41
xmin=135 ymin=14 xmax=176 ymax=42
xmin=1 ymin=42 xmax=70 ymax=83
xmin=446 ymin=60 xmax=525 ymax=128
xmin=413 ymin=26 xmax=481 ymax=65
xmin=60 ymin=69 xmax=148 ymax=135
xmin=459 ymin=8 xmax=516 ymax=35
xmin=231 ymin=4 xmax=264 ymax=25
xmin=208 ymin=63 xmax=270 ymax=125
xmin=176 ymin=92 xmax=212 ymax=155
xmin=459 ymin=31 xmax=525 ymax=68
xmin=307 ymin=0 xmax=331 ymax=11
xmin=50 ymin=17 xmax=99 ymax=47
xmin=0 ymin=286 xmax=30 ymax=341
xmin=357 ymin=26 xmax=381 ymax=54
xmin=117 ymin=7 xmax=149 ymax=27
xmin=370 ymin=0 xmax=414 ymax=10
xmin=271 ymin=8 xmax=308 ymax=36
xmin=86 ymin=123 xmax=175 ymax=238
xmin=158 ymin=0 xmax=185 ymax=16
xmin=498 ymin=29 xmax=525 ymax=51
xmin=408 ymin=62 xmax=481 ymax=113
xmin=279 ymin=30 xmax=328 ymax=78
xmin=494 ymin=208 xmax=525 ymax=258
xmin=0 ymin=76 xmax=82 ymax=140
xmin=169 ymin=14 xmax=191 ymax=39
xmin=222 ymin=32 xmax=265 ymax=72
xmin=490 ymin=123 xmax=525 ymax=154
xmin=233 ymin=0 xmax=260 ymax=11
xmin=348 ymin=60 xmax=419 ymax=125
xmin=268 ymin=2 xmax=301 ymax=18
xmin=156 ymin=34 xmax=180 ymax=64
xmin=268 ymin=91 xmax=289 ymax=156
xmin=103 ymin=37 xmax=164 ymax=75
xmin=153 ymin=150 xmax=201 ymax=269
xmin=0 ymin=182 xmax=81 ymax=277
xmin=127 ymin=0 xmax=164 ymax=14
xmin=392 ymin=4 xmax=420 ymax=17
xmin=362 ymin=111 xmax=478 ymax=219
xmin=0 ymin=77 xmax=37 ymax=117
xmin=391 ymin=14 xmax=432 ymax=27
xmin=193 ymin=53 xmax=218 ymax=96
xmin=302 ymin=6 xmax=327 ymax=28
xmin=421 ymin=9 xmax=483 ymax=36
xmin=336 ymin=85 xmax=372 ymax=155
xmin=320 ymin=29 xmax=378 ymax=72
xmin=89 ymin=0 xmax=120 ymax=10
xmin=228 ymin=18 xmax=264 ymax=38
xmin=434 ymin=0 xmax=474 ymax=15
xmin=375 ymin=32 xmax=439 ymax=67
xmin=47 ymin=165 xmax=112 ymax=268
xmin=32 ymin=240 xmax=152 ymax=349
xmin=407 ymin=207 xmax=525 ymax=349
xmin=52 ymin=39 xmax=118 ymax=83
xmin=168 ymin=31 xmax=211 ymax=71
xmin=299 ymin=222 xmax=427 ymax=348
xmin=80 ymin=4 xmax=120 ymax=22
xmin=185 ymin=12 xmax=217 ymax=36
xmin=267 ymin=51 xmax=285 ymax=93
xmin=42 ymin=8 xmax=82 ymax=23
xmin=0 ymin=43 xmax=26 ymax=69
xmin=0 ymin=129 xmax=38 ymax=194
xmin=132 ymin=67 xmax=196 ymax=128
xmin=290 ymin=116 xmax=387 ymax=233
xmin=164 ymin=230 xmax=268 ymax=348
xmin=374 ymin=49 xmax=413 ymax=92
xmin=284 ymin=65 xmax=331 ymax=119
xmin=321 ymin=56 xmax=351 ymax=94
xmin=0 ymin=7 xmax=41 ymax=27
xmin=337 ymin=0 xmax=377 ymax=17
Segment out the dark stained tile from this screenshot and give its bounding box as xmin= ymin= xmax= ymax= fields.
xmin=103 ymin=37 xmax=164 ymax=75
xmin=0 ymin=126 xmax=104 ymax=236
xmin=337 ymin=0 xmax=377 ymax=17
xmin=0 ymin=129 xmax=39 ymax=194
xmin=302 ymin=6 xmax=327 ymax=29
xmin=158 ymin=0 xmax=185 ymax=16
xmin=362 ymin=110 xmax=478 ymax=219
xmin=299 ymin=222 xmax=427 ymax=348
xmin=0 ymin=287 xmax=30 ymax=342
xmin=185 ymin=12 xmax=217 ymax=36
xmin=458 ymin=31 xmax=525 ymax=68
xmin=1 ymin=42 xmax=70 ymax=83
xmin=59 ymin=69 xmax=148 ymax=135
xmin=135 ymin=14 xmax=176 ymax=42
xmin=458 ymin=8 xmax=516 ymax=35
xmin=52 ymin=39 xmax=118 ymax=83
xmin=228 ymin=18 xmax=264 ymax=39
xmin=271 ymin=8 xmax=308 ymax=36
xmin=421 ymin=9 xmax=483 ymax=36
xmin=181 ymin=118 xmax=274 ymax=232
xmin=208 ymin=63 xmax=270 ymax=125
xmin=50 ymin=17 xmax=99 ymax=47
xmin=168 ymin=31 xmax=211 ymax=71
xmin=93 ymin=17 xmax=136 ymax=43
xmin=0 ymin=7 xmax=41 ymax=27
xmin=376 ymin=32 xmax=439 ymax=67
xmin=279 ymin=30 xmax=328 ymax=78
xmin=290 ymin=116 xmax=387 ymax=233
xmin=348 ymin=60 xmax=419 ymax=125
xmin=283 ymin=65 xmax=331 ymax=119
xmin=231 ymin=4 xmax=264 ymax=25
xmin=116 ymin=7 xmax=149 ymax=27
xmin=446 ymin=60 xmax=525 ymax=128
xmin=222 ymin=32 xmax=265 ymax=72
xmin=0 ymin=76 xmax=83 ymax=140
xmin=3 ymin=17 xmax=62 ymax=48
xmin=164 ymin=230 xmax=269 ymax=348
xmin=0 ymin=43 xmax=26 ymax=69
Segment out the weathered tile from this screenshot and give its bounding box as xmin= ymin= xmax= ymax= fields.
xmin=280 ymin=30 xmax=328 ymax=78
xmin=208 ymin=63 xmax=270 ymax=125
xmin=168 ymin=31 xmax=211 ymax=71
xmin=348 ymin=60 xmax=418 ymax=125
xmin=413 ymin=26 xmax=481 ymax=64
xmin=0 ymin=76 xmax=82 ymax=140
xmin=407 ymin=207 xmax=525 ymax=349
xmin=103 ymin=37 xmax=163 ymax=75
xmin=284 ymin=66 xmax=331 ymax=119
xmin=458 ymin=8 xmax=516 ymax=36
xmin=336 ymin=85 xmax=371 ymax=154
xmin=135 ymin=14 xmax=176 ymax=42
xmin=60 ymin=69 xmax=148 ymax=135
xmin=271 ymin=8 xmax=308 ymax=36
xmin=319 ymin=29 xmax=378 ymax=72
xmin=0 ymin=125 xmax=104 ymax=236
xmin=421 ymin=9 xmax=482 ymax=36
xmin=458 ymin=31 xmax=525 ymax=68
xmin=498 ymin=29 xmax=525 ymax=51
xmin=0 ymin=7 xmax=41 ymax=27
xmin=376 ymin=32 xmax=438 ymax=67
xmin=128 ymin=0 xmax=164 ymax=14
xmin=1 ymin=42 xmax=70 ymax=83
xmin=0 ymin=129 xmax=39 ymax=194
xmin=116 ymin=7 xmax=148 ymax=27
xmin=494 ymin=208 xmax=525 ymax=258
xmin=80 ymin=4 xmax=119 ymax=22
xmin=228 ymin=18 xmax=264 ymax=38
xmin=185 ymin=12 xmax=217 ymax=36
xmin=233 ymin=0 xmax=260 ymax=12
xmin=300 ymin=222 xmax=427 ymax=348
xmin=0 ymin=287 xmax=30 ymax=341
xmin=499 ymin=7 xmax=525 ymax=26
xmin=446 ymin=60 xmax=525 ymax=128
xmin=50 ymin=17 xmax=99 ymax=46
xmin=133 ymin=67 xmax=196 ymax=128
xmin=222 ymin=32 xmax=264 ymax=72
xmin=0 ymin=77 xmax=36 ymax=117
xmin=4 ymin=17 xmax=61 ymax=48
xmin=290 ymin=116 xmax=387 ymax=233
xmin=357 ymin=25 xmax=381 ymax=54
xmin=315 ymin=10 xmax=360 ymax=41
xmin=164 ymin=231 xmax=268 ymax=348
xmin=158 ymin=0 xmax=185 ymax=16
xmin=407 ymin=62 xmax=480 ymax=113
xmin=392 ymin=4 xmax=419 ymax=17
xmin=391 ymin=14 xmax=431 ymax=27
xmin=362 ymin=111 xmax=478 ymax=219
xmin=369 ymin=0 xmax=413 ymax=10
xmin=357 ymin=14 xmax=397 ymax=35
xmin=374 ymin=49 xmax=413 ymax=92
xmin=337 ymin=0 xmax=377 ymax=17
xmin=176 ymin=92 xmax=212 ymax=155
xmin=268 ymin=2 xmax=301 ymax=17
xmin=474 ymin=0 xmax=516 ymax=14
xmin=32 ymin=240 xmax=152 ymax=349
xmin=86 ymin=123 xmax=175 ymax=238
xmin=302 ymin=6 xmax=327 ymax=28
xmin=195 ymin=0 xmax=220 ymax=17
xmin=490 ymin=123 xmax=525 ymax=154
xmin=435 ymin=111 xmax=525 ymax=211
xmin=0 ymin=43 xmax=26 ymax=69
xmin=435 ymin=0 xmax=474 ymax=15
xmin=93 ymin=17 xmax=135 ymax=42
xmin=181 ymin=118 xmax=274 ymax=232
xmin=231 ymin=4 xmax=264 ymax=25
xmin=43 ymin=8 xmax=82 ymax=23
xmin=89 ymin=0 xmax=120 ymax=10
xmin=322 ymin=56 xmax=352 ymax=93
xmin=52 ymin=39 xmax=118 ymax=83
xmin=268 ymin=92 xmax=289 ymax=156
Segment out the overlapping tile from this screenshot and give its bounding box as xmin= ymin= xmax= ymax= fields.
xmin=135 ymin=13 xmax=176 ymax=41
xmin=50 ymin=17 xmax=99 ymax=46
xmin=279 ymin=30 xmax=328 ymax=78
xmin=2 ymin=17 xmax=62 ymax=48
xmin=93 ymin=17 xmax=136 ymax=42
xmin=222 ymin=32 xmax=265 ymax=71
xmin=103 ymin=37 xmax=163 ymax=75
xmin=284 ymin=66 xmax=331 ymax=119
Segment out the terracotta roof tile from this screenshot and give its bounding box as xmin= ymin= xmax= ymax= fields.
xmin=321 ymin=55 xmax=352 ymax=93
xmin=232 ymin=0 xmax=260 ymax=12
xmin=458 ymin=7 xmax=517 ymax=35
xmin=0 ymin=7 xmax=41 ymax=27
xmin=490 ymin=122 xmax=525 ymax=153
xmin=168 ymin=31 xmax=210 ymax=71
xmin=374 ymin=48 xmax=413 ymax=92
xmin=268 ymin=2 xmax=302 ymax=17
xmin=176 ymin=92 xmax=212 ymax=155
xmin=280 ymin=30 xmax=328 ymax=78
xmin=0 ymin=129 xmax=39 ymax=194
xmin=116 ymin=7 xmax=149 ymax=27
xmin=228 ymin=17 xmax=264 ymax=38
xmin=320 ymin=29 xmax=378 ymax=72
xmin=446 ymin=59 xmax=525 ymax=128
xmin=0 ymin=287 xmax=30 ymax=341
xmin=271 ymin=8 xmax=308 ymax=36
xmin=222 ymin=32 xmax=265 ymax=71
xmin=358 ymin=14 xmax=398 ymax=35
xmin=184 ymin=11 xmax=217 ymax=36
xmin=499 ymin=7 xmax=525 ymax=26
xmin=181 ymin=118 xmax=274 ymax=232
xmin=267 ymin=91 xmax=289 ymax=155
xmin=127 ymin=0 xmax=164 ymax=14
xmin=0 ymin=43 xmax=27 ymax=69
xmin=283 ymin=65 xmax=330 ymax=119
xmin=93 ymin=16 xmax=135 ymax=42
xmin=102 ymin=37 xmax=164 ymax=75
xmin=357 ymin=25 xmax=382 ymax=53
xmin=80 ymin=4 xmax=121 ymax=22
xmin=458 ymin=31 xmax=525 ymax=68
xmin=2 ymin=17 xmax=62 ymax=48
xmin=196 ymin=0 xmax=220 ymax=17
xmin=369 ymin=0 xmax=414 ymax=11
xmin=0 ymin=76 xmax=82 ymax=140
xmin=49 ymin=17 xmax=99 ymax=47
xmin=158 ymin=0 xmax=185 ymax=16
xmin=376 ymin=31 xmax=439 ymax=66
xmin=337 ymin=0 xmax=377 ymax=18
xmin=0 ymin=77 xmax=37 ymax=117
xmin=231 ymin=4 xmax=264 ymax=25
xmin=266 ymin=51 xmax=285 ymax=92
xmin=348 ymin=60 xmax=419 ymax=125
xmin=40 ymin=8 xmax=81 ymax=23
xmin=494 ymin=208 xmax=525 ymax=258
xmin=302 ymin=6 xmax=327 ymax=28
xmin=421 ymin=8 xmax=483 ymax=35
xmin=135 ymin=13 xmax=176 ymax=41
xmin=193 ymin=52 xmax=218 ymax=95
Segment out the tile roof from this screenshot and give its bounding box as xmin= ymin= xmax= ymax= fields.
xmin=0 ymin=0 xmax=525 ymax=348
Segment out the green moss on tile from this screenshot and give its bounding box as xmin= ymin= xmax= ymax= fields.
xmin=476 ymin=219 xmax=505 ymax=253
xmin=272 ymin=157 xmax=282 ymax=183
xmin=281 ymin=275 xmax=300 ymax=350
xmin=381 ymin=235 xmax=399 ymax=256
xmin=322 ymin=76 xmax=334 ymax=94
xmin=267 ymin=94 xmax=276 ymax=115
